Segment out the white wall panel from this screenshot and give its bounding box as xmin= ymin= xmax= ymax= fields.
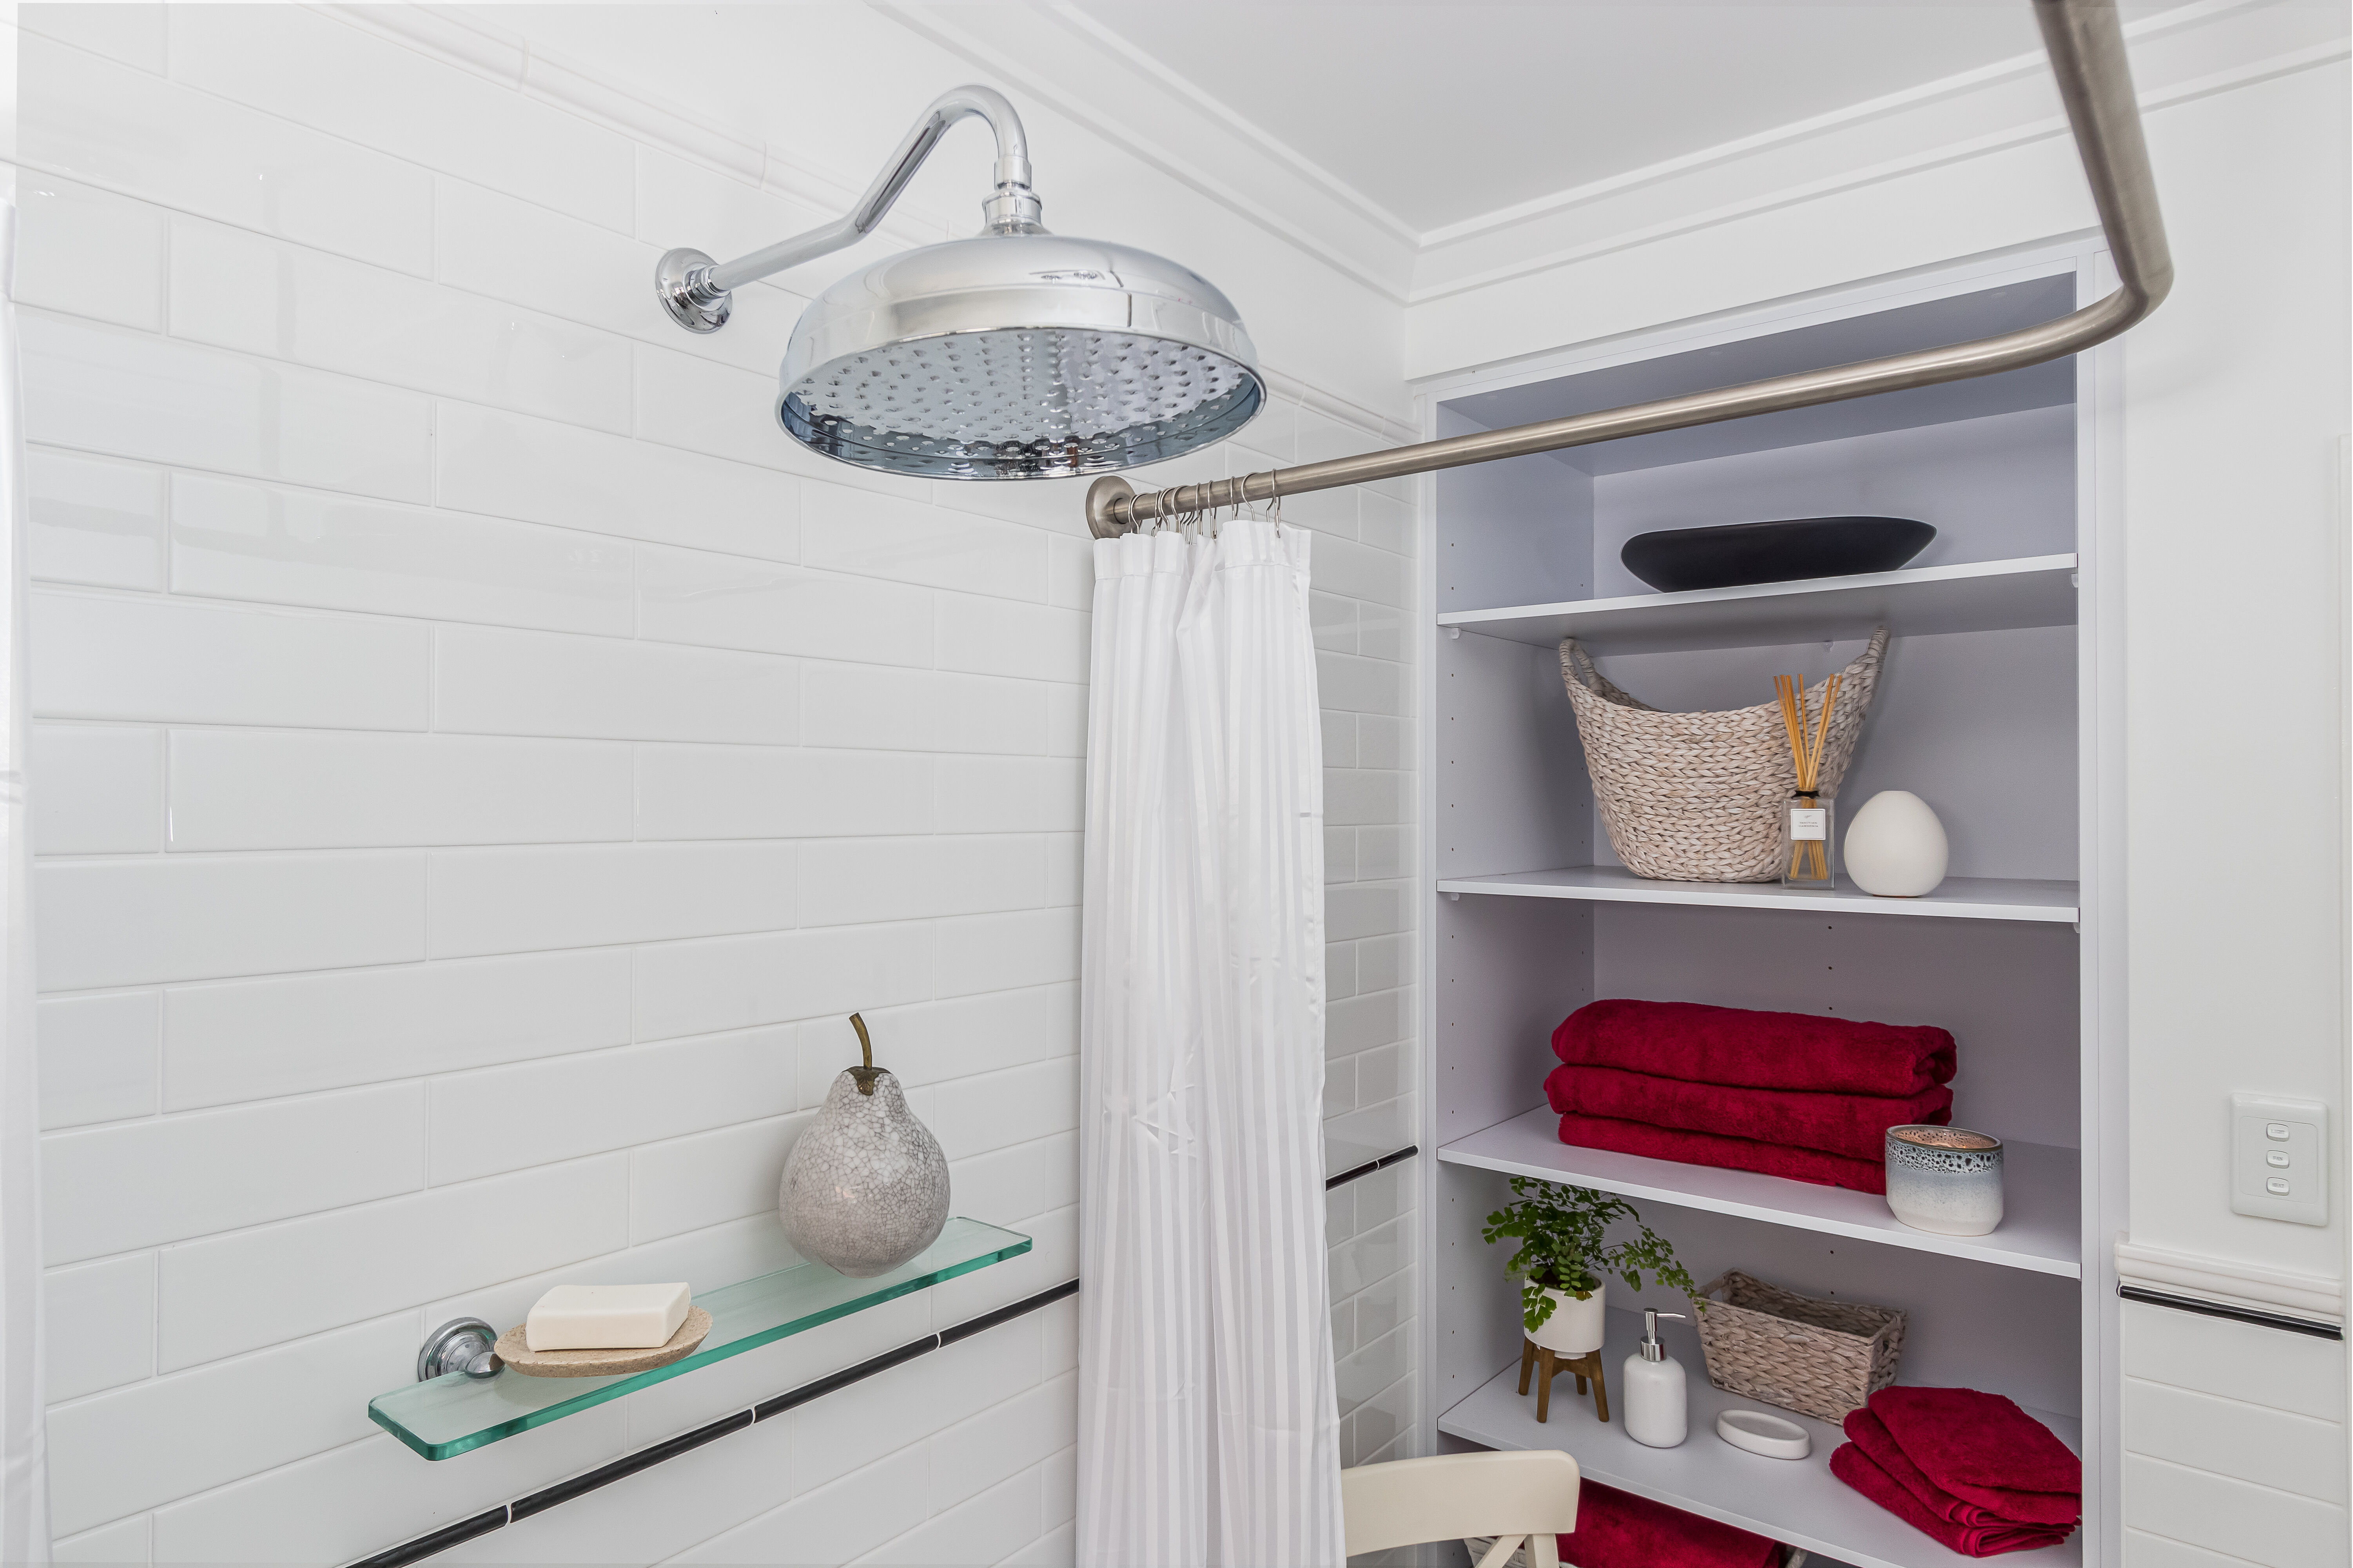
xmin=36 ymin=990 xmax=159 ymax=1129
xmin=31 ymin=726 xmax=160 ymax=855
xmin=24 ymin=448 xmax=166 ymax=591
xmin=42 ymin=1085 xmax=426 ymax=1263
xmin=31 ymin=592 xmax=429 ymax=730
xmin=37 ymin=853 xmax=427 ymax=991
xmin=166 ymin=730 xmax=635 ymax=850
xmin=21 ymin=315 xmax=435 ymax=502
xmin=156 ymin=1156 xmax=632 ymax=1370
xmin=434 ymin=624 xmax=798 ymax=746
xmin=637 ymin=542 xmax=934 ymax=666
xmin=18 ymin=31 xmax=436 ymax=273
xmin=164 ymin=4 xmax=636 ymax=232
xmin=13 ymin=174 xmax=164 ymax=332
xmin=43 ymin=1254 xmax=155 ymax=1403
xmin=163 ymin=950 xmax=634 ymax=1108
xmin=169 ymin=473 xmax=635 ymax=635
xmin=433 ymin=401 xmax=801 ymax=562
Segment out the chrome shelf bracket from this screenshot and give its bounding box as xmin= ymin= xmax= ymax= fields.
xmin=417 ymin=1317 xmax=503 ymax=1382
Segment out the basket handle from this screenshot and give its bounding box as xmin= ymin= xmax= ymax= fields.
xmin=1560 ymin=637 xmax=1603 ymax=694
xmin=1557 ymin=637 xmax=1657 ymax=712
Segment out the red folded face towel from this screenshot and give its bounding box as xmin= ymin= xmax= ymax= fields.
xmin=1554 ymin=999 xmax=1957 ymax=1098
xmin=1546 ymin=1064 xmax=1953 ymax=1162
xmin=1844 ymin=1410 xmax=2081 ymax=1529
xmin=1831 ymin=1443 xmax=2074 ymax=1557
xmin=1549 ymin=1479 xmax=1784 ymax=1568
xmin=1869 ymin=1387 xmax=2083 ymax=1506
xmin=1557 ymin=1112 xmax=1888 ymax=1194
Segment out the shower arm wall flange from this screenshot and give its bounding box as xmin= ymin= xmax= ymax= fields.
xmin=656 ymin=84 xmax=1042 ymax=334
xmin=1085 ymin=0 xmax=2172 ymax=541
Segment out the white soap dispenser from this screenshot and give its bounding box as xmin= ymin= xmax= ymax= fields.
xmin=1623 ymin=1308 xmax=1689 ymax=1448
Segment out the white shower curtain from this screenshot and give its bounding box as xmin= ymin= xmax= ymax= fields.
xmin=0 ymin=197 xmax=53 ymax=1560
xmin=1076 ymin=517 xmax=1344 ymax=1566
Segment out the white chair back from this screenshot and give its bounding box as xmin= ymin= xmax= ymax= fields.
xmin=1341 ymin=1450 xmax=1581 ymax=1568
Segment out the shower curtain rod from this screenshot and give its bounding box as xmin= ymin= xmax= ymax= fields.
xmin=1083 ymin=0 xmax=2171 ymax=541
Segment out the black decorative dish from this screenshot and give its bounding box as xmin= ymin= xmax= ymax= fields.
xmin=1621 ymin=517 xmax=1937 ymax=593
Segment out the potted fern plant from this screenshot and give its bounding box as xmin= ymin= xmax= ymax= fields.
xmin=1481 ymin=1176 xmax=1700 ymax=1355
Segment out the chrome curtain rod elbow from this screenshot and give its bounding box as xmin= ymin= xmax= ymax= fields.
xmin=656 ymin=83 xmax=1041 ymax=334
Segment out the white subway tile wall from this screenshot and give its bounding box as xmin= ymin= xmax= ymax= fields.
xmin=19 ymin=5 xmax=1417 ymax=1558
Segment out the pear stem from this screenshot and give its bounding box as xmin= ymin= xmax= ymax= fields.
xmin=847 ymin=1013 xmax=881 ymax=1096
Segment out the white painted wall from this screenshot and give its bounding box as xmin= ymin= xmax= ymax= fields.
xmin=12 ymin=4 xmax=1417 ymax=1560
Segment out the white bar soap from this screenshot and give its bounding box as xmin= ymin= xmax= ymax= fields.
xmin=525 ymin=1282 xmax=691 ymax=1352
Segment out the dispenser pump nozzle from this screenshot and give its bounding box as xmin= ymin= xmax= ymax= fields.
xmin=1639 ymin=1308 xmax=1688 ymax=1362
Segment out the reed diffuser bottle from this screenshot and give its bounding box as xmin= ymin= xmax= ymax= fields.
xmin=1775 ymin=672 xmax=1842 ymax=889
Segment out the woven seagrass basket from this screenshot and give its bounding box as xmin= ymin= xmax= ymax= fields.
xmin=1693 ymin=1269 xmax=1906 ymax=1424
xmin=1558 ymin=628 xmax=1888 ymax=882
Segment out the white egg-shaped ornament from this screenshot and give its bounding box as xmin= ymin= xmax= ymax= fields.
xmin=1843 ymin=790 xmax=1949 ymax=897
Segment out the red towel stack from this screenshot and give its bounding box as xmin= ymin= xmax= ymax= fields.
xmin=1549 ymin=1479 xmax=1791 ymax=1568
xmin=1831 ymin=1387 xmax=2081 ymax=1556
xmin=1544 ymin=1000 xmax=1958 ymax=1194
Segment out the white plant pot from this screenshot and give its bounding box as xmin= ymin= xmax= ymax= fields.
xmin=1527 ymin=1285 xmax=1607 ymax=1355
xmin=1843 ymin=789 xmax=1950 ymax=897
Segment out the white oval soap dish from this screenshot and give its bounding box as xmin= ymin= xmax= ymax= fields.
xmin=1717 ymin=1408 xmax=1812 ymax=1459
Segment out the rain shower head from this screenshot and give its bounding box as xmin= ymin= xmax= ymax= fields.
xmin=654 ymin=85 xmax=1263 ymax=480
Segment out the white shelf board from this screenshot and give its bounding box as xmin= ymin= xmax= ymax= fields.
xmin=1436 ymin=554 xmax=2077 ymax=655
xmin=1439 ymin=1309 xmax=2082 ymax=1568
xmin=1440 ymin=1107 xmax=2081 ymax=1279
xmin=1437 ymin=867 xmax=2079 ymax=924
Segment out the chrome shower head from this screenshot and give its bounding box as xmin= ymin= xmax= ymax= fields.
xmin=778 ymin=234 xmax=1261 ymax=479
xmin=654 ymin=85 xmax=1262 ymax=480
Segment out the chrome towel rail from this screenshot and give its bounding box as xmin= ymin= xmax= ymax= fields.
xmin=1085 ymin=0 xmax=2172 ymax=540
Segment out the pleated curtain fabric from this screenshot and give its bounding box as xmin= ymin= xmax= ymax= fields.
xmin=0 ymin=198 xmax=54 ymax=1561
xmin=1076 ymin=517 xmax=1345 ymax=1567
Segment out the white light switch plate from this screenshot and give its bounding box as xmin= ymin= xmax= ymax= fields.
xmin=2231 ymin=1093 xmax=2328 ymax=1226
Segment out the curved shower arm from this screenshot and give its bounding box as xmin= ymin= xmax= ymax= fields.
xmin=656 ymin=84 xmax=1040 ymax=334
xmin=1087 ymin=0 xmax=2173 ymax=536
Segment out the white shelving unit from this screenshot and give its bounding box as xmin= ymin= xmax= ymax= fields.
xmin=1440 ymin=1108 xmax=2081 ymax=1278
xmin=1435 ymin=553 xmax=2078 ymax=655
xmin=1412 ymin=252 xmax=2118 ymax=1568
xmin=1437 ymin=867 xmax=2079 ymax=924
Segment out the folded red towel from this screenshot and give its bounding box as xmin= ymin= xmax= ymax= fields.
xmin=1546 ymin=1064 xmax=1953 ymax=1162
xmin=1832 ymin=1443 xmax=2074 ymax=1557
xmin=1553 ymin=999 xmax=1956 ymax=1097
xmin=1870 ymin=1387 xmax=2083 ymax=1508
xmin=1549 ymin=1479 xmax=1783 ymax=1568
xmin=1558 ymin=1112 xmax=1887 ymax=1194
xmin=1845 ymin=1410 xmax=2081 ymax=1529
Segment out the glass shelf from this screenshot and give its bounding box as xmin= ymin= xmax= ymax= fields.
xmin=371 ymin=1217 xmax=1032 ymax=1460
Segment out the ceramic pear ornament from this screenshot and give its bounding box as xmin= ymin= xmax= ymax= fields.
xmin=778 ymin=1013 xmax=950 ymax=1277
xmin=1843 ymin=789 xmax=1950 ymax=897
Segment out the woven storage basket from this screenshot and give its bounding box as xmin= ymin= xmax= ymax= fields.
xmin=1693 ymin=1269 xmax=1905 ymax=1424
xmin=1558 ymin=628 xmax=1888 ymax=882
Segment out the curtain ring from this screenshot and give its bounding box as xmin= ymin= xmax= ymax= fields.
xmin=1266 ymin=471 xmax=1283 ymax=534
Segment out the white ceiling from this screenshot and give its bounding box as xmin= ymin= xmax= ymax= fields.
xmin=1069 ymin=2 xmax=2054 ymax=233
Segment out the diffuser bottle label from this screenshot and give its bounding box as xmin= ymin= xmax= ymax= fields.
xmin=1789 ymin=808 xmax=1828 ymax=841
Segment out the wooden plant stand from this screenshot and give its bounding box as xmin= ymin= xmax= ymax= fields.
xmin=1518 ymin=1337 xmax=1609 ymax=1425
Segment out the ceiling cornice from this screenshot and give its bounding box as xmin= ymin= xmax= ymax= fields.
xmin=881 ymin=0 xmax=2333 ymax=312
xmin=869 ymin=0 xmax=1421 ymax=303
xmin=1411 ymin=0 xmax=2264 ymax=256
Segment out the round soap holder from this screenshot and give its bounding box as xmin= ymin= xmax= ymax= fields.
xmin=1716 ymin=1407 xmax=1812 ymax=1460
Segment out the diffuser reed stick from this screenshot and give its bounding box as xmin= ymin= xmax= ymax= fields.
xmin=1774 ymin=673 xmax=1842 ymax=882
